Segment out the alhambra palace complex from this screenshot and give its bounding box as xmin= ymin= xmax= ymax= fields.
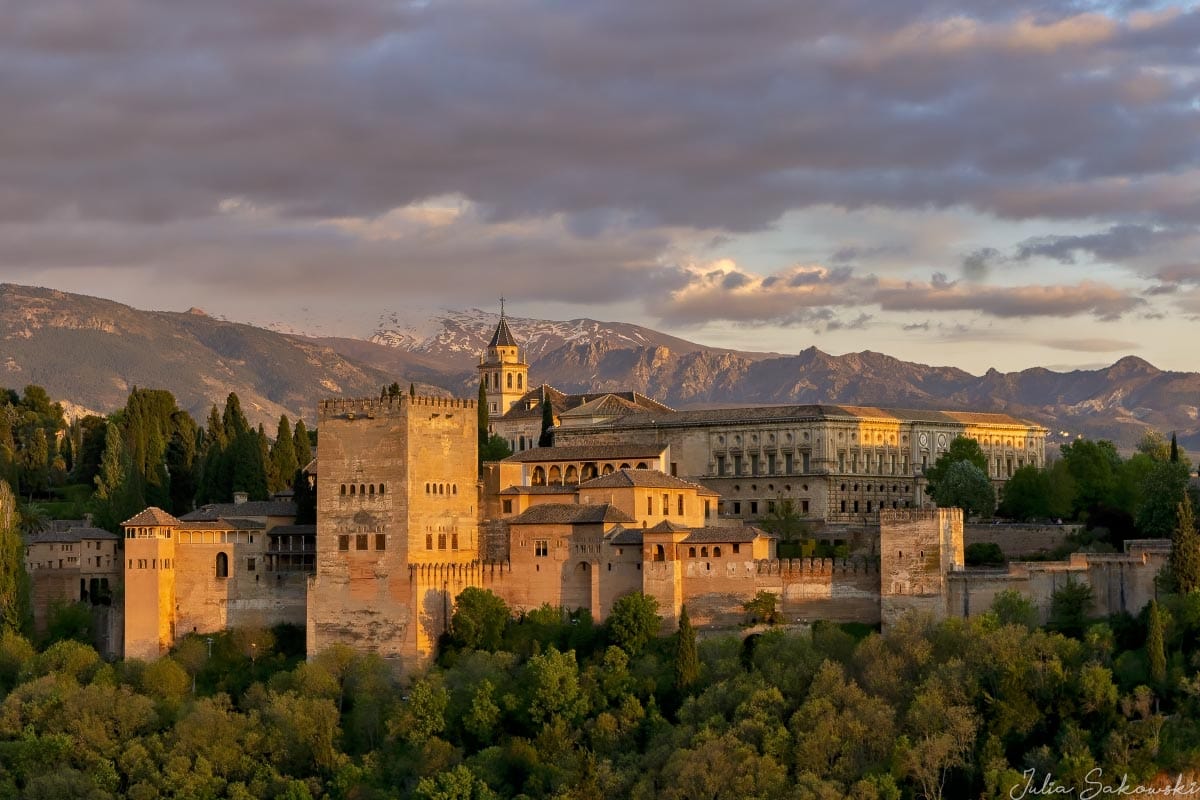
xmin=26 ymin=315 xmax=1171 ymax=667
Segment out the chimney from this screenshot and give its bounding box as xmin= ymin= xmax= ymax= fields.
xmin=84 ymin=513 xmax=93 ymax=526
xmin=233 ymin=492 xmax=249 ymax=505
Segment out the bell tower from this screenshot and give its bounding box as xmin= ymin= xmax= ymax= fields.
xmin=477 ymin=300 xmax=529 ymax=417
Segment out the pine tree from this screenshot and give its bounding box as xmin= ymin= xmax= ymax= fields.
xmin=538 ymin=387 xmax=554 ymax=448
xmin=1147 ymin=599 xmax=1166 ymax=686
xmin=674 ymin=604 xmax=699 ymax=692
xmin=293 ymin=419 xmax=313 ymax=469
xmin=477 ymin=382 xmax=489 ymax=448
xmin=1171 ymin=495 xmax=1200 ymax=594
xmin=270 ymin=416 xmax=299 ymax=494
xmin=0 ymin=480 xmax=29 ymax=634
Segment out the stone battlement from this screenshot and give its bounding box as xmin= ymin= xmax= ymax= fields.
xmin=879 ymin=508 xmax=955 ymax=524
xmin=318 ymin=395 xmax=475 ymax=420
xmin=408 ymin=560 xmax=514 ymax=580
xmin=757 ymin=557 xmax=879 ymax=576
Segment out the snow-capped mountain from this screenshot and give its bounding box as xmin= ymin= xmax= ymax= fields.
xmin=370 ymin=308 xmax=723 ymax=370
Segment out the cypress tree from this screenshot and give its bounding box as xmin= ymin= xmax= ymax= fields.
xmin=270 ymin=416 xmax=299 ymax=494
xmin=293 ymin=419 xmax=313 ymax=470
xmin=0 ymin=480 xmax=29 ymax=634
xmin=1147 ymin=599 xmax=1166 ymax=686
xmin=674 ymin=605 xmax=699 ymax=692
xmin=409 ymin=383 xmax=416 ymax=399
xmin=1170 ymin=432 xmax=1179 ymax=463
xmin=1171 ymin=495 xmax=1200 ymax=594
xmin=477 ymin=382 xmax=489 ymax=448
xmin=293 ymin=468 xmax=316 ymax=525
xmin=538 ymin=387 xmax=554 ymax=448
xmin=222 ymin=393 xmax=250 ymax=441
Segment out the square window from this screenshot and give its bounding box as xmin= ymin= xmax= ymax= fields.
xmin=338 ymin=535 xmax=349 ymax=552
xmin=503 ymin=499 xmax=513 ymax=513
xmin=375 ymin=534 xmax=387 ymax=551
xmin=247 ymin=558 xmax=256 ymax=572
xmin=535 ymin=540 xmax=548 ymax=557
xmin=356 ymin=534 xmax=368 ymax=550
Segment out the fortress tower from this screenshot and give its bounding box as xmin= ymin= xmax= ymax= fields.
xmin=122 ymin=508 xmax=180 ymax=661
xmin=307 ymin=393 xmax=480 ymax=668
xmin=477 ymin=303 xmax=529 ymax=417
xmin=879 ymin=507 xmax=964 ymax=627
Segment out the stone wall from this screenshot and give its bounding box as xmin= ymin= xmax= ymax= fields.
xmin=964 ymin=523 xmax=1077 ymax=558
xmin=172 ymin=541 xmax=307 ymax=637
xmin=948 ymin=541 xmax=1169 ymax=622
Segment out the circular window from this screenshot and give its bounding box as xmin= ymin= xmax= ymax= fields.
xmin=751 ymin=484 xmax=758 ymax=491
xmin=838 ymin=432 xmax=844 ymax=440
xmin=717 ymin=435 xmax=725 ymax=444
xmin=768 ymin=484 xmax=774 ymax=491
xmin=751 ymin=434 xmax=758 ymax=444
xmin=803 ymin=432 xmax=810 ymax=441
xmin=733 ymin=485 xmax=741 ymax=492
xmin=851 ymin=433 xmax=857 ymax=441
xmin=768 ymin=433 xmax=775 ymax=444
xmin=734 ymin=435 xmax=741 ymax=446
xmin=801 ymin=484 xmax=808 ymax=491
xmin=785 ymin=433 xmax=793 ymax=443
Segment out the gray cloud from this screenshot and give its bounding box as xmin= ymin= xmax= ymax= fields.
xmin=1038 ymin=337 xmax=1140 ymax=353
xmin=962 ymin=247 xmax=1001 ymax=281
xmin=658 ymin=263 xmax=1142 ymax=326
xmin=0 ymin=0 xmax=1197 ymax=234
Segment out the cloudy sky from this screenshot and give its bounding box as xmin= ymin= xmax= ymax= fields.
xmin=3 ymin=0 xmax=1199 ymax=372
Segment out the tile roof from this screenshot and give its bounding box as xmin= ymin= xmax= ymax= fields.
xmin=215 ymin=517 xmax=267 ymax=530
xmin=578 ymin=469 xmax=718 ymax=494
xmin=488 ymin=316 xmax=519 ymax=348
xmin=646 ymin=520 xmax=690 ymax=533
xmin=122 ymin=507 xmax=183 ymax=527
xmin=26 ymin=526 xmax=120 ymax=544
xmin=606 ymin=525 xmax=644 ymax=545
xmin=589 ymin=404 xmax=1044 ymax=430
xmin=503 ymin=443 xmax=667 ymax=463
xmin=266 ymin=524 xmax=317 ymax=536
xmin=683 ymin=526 xmax=773 ymax=544
xmin=507 ymin=503 xmax=636 ymax=526
xmin=498 ymin=485 xmax=578 ymax=495
xmin=498 ymin=385 xmax=672 ymax=421
xmin=179 ymin=500 xmax=297 ymax=521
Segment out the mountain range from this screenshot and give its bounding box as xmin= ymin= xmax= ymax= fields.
xmin=0 ymin=284 xmax=1195 ymax=451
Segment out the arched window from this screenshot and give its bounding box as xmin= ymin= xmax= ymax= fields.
xmin=507 ymin=373 xmax=513 ymax=389
xmin=216 ymin=552 xmax=229 ymax=579
xmin=689 ymin=547 xmax=696 ymax=557
xmin=517 ymin=374 xmax=523 ymax=389
xmin=619 ymin=463 xmax=631 ymax=470
xmin=713 ymin=547 xmax=722 ymax=557
xmin=532 ymin=466 xmax=546 ymax=486
xmin=548 ymin=465 xmax=562 ymax=485
xmin=519 ymin=435 xmax=526 ymax=450
xmin=369 ymin=484 xmax=375 ymax=495
xmin=601 ymin=464 xmax=614 ymax=475
xmin=654 ymin=545 xmax=665 ymax=562
xmin=425 ymin=483 xmax=430 ymax=493
xmin=701 ymin=547 xmax=709 ymax=557
xmin=493 ymin=373 xmax=500 ymax=390
xmin=582 ymin=463 xmax=598 ymax=480
xmin=350 ymin=484 xmax=356 ymax=495
xmin=452 ymin=484 xmax=458 ymax=495
xmin=341 ymin=484 xmax=347 ymax=495
xmin=635 ymin=462 xmax=648 ymax=470
xmin=379 ymin=484 xmax=386 ymax=495
xmin=360 ymin=484 xmax=366 ymax=496
xmin=564 ymin=465 xmax=578 ymax=484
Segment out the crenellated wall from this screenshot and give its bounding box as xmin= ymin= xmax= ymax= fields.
xmin=949 ymin=540 xmax=1169 ymax=622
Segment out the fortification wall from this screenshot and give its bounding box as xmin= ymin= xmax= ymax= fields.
xmin=949 ymin=544 xmax=1169 ymax=622
xmin=964 ymin=523 xmax=1076 ymax=557
xmin=879 ymin=508 xmax=963 ymax=628
xmin=172 ymin=542 xmax=307 ymax=636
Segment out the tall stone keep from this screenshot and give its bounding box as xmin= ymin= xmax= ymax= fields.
xmin=477 ymin=309 xmax=528 ymax=417
xmin=122 ymin=508 xmax=182 ymax=661
xmin=879 ymin=507 xmax=964 ymax=627
xmin=307 ymin=394 xmax=480 ymax=669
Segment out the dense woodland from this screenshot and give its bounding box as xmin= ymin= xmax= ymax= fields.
xmin=0 ymin=578 xmax=1198 ymax=799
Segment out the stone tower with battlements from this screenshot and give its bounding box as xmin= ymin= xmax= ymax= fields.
xmin=478 ymin=305 xmax=529 ymax=418
xmin=879 ymin=507 xmax=964 ymax=627
xmin=307 ymin=394 xmax=480 ymax=669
